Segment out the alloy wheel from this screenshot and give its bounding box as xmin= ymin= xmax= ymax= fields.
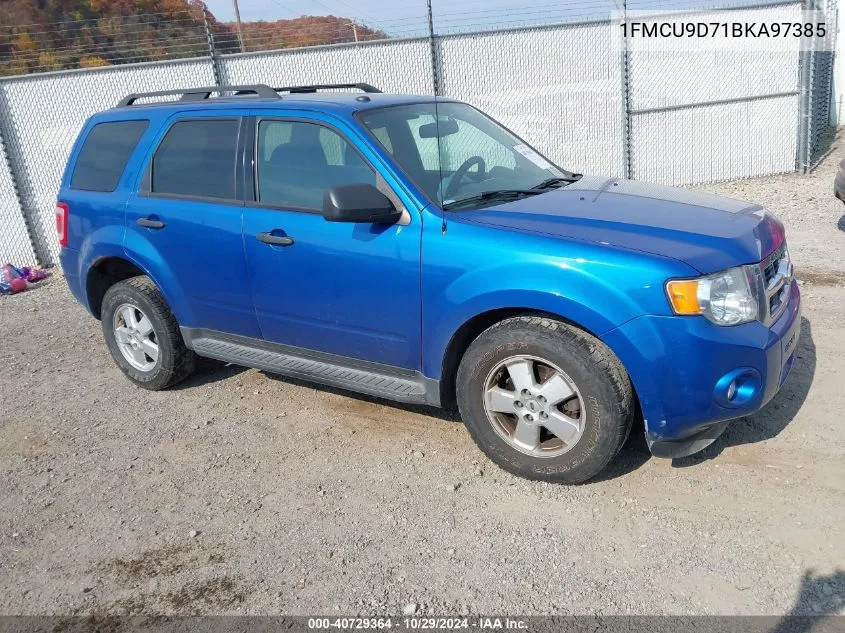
xmin=483 ymin=355 xmax=585 ymax=457
xmin=113 ymin=302 xmax=159 ymax=371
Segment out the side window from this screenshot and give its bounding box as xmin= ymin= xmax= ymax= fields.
xmin=257 ymin=120 xmax=376 ymax=210
xmin=260 ymin=121 xmax=292 ymax=162
xmin=71 ymin=120 xmax=149 ymax=192
xmin=151 ymin=119 xmax=239 ymax=200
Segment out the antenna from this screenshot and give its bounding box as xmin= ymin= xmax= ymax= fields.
xmin=425 ymin=0 xmax=447 ymax=234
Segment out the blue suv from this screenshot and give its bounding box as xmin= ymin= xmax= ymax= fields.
xmin=58 ymin=83 xmax=801 ymax=483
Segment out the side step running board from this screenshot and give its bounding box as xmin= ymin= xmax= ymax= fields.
xmin=183 ymin=329 xmax=434 ymax=405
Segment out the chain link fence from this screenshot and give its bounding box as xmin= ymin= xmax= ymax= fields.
xmin=805 ymin=0 xmax=839 ymax=166
xmin=0 ymin=0 xmax=838 ymax=267
xmin=217 ymin=39 xmax=434 ymax=93
xmin=437 ymin=21 xmax=626 ymax=177
xmin=627 ymin=3 xmax=805 ymax=184
xmin=0 ymin=130 xmax=35 ymax=266
xmin=0 ymin=57 xmax=217 ymax=266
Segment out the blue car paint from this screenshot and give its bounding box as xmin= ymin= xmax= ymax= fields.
xmin=121 ymin=109 xmax=262 ymax=338
xmin=418 ymin=203 xmax=701 ymax=376
xmin=460 ymin=176 xmax=785 ymax=275
xmin=241 ymin=107 xmax=424 ymax=368
xmin=58 ymin=92 xmax=801 ymax=454
xmin=604 ymin=282 xmax=801 ymax=442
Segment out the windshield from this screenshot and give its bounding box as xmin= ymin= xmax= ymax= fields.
xmin=358 ymin=102 xmax=575 ymax=210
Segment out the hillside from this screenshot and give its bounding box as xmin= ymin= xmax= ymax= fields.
xmin=0 ymin=0 xmax=386 ymax=76
xmin=237 ymin=15 xmax=386 ymax=52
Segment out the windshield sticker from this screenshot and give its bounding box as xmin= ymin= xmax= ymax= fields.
xmin=513 ymin=144 xmax=553 ymax=170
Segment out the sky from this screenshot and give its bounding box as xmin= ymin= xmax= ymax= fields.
xmin=200 ymin=0 xmax=777 ymax=37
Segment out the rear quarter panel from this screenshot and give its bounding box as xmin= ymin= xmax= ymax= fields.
xmin=60 ymin=107 xmax=204 ymax=324
xmin=59 ymin=112 xmax=154 ymax=309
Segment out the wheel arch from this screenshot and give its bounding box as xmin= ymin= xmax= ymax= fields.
xmin=84 ymin=250 xmax=184 ymax=324
xmin=85 ymin=256 xmax=145 ymax=319
xmin=437 ymin=306 xmax=610 ymax=410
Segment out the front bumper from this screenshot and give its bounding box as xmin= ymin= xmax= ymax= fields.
xmin=603 ymin=280 xmax=802 ymax=458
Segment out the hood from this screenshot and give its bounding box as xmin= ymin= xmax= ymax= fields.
xmin=455 ymin=176 xmax=786 ymax=274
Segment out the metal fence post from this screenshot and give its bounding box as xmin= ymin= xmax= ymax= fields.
xmin=202 ymin=4 xmax=224 ymax=88
xmin=797 ymin=0 xmax=816 ymax=172
xmin=0 ymin=81 xmax=41 ymax=266
xmin=620 ymin=2 xmax=634 ymax=179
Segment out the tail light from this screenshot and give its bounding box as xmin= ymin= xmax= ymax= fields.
xmin=56 ymin=201 xmax=69 ymax=247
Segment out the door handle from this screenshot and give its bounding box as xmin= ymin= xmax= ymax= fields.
xmin=257 ymin=232 xmax=294 ymax=246
xmin=137 ymin=217 xmax=165 ymax=229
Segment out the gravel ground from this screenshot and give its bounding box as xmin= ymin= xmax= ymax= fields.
xmin=2 ymin=153 xmax=845 ymax=618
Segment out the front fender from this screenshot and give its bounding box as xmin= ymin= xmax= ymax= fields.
xmin=421 ymin=216 xmax=698 ymax=379
xmin=423 ymin=280 xmax=631 ymax=380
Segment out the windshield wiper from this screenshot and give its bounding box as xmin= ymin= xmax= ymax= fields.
xmin=531 ymin=174 xmax=583 ymax=190
xmin=443 ymin=189 xmax=543 ymax=211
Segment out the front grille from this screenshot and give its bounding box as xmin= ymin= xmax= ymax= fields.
xmin=763 ymin=245 xmax=785 ymax=287
xmin=759 ymin=243 xmax=791 ymax=323
xmin=770 ymin=287 xmax=787 ymax=315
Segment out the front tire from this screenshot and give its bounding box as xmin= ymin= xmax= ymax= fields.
xmin=101 ymin=276 xmax=196 ymax=390
xmin=456 ymin=316 xmax=634 ymax=484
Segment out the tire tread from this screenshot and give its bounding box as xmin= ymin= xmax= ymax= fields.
xmin=457 ymin=315 xmax=634 ymax=483
xmin=102 ymin=275 xmax=195 ymax=390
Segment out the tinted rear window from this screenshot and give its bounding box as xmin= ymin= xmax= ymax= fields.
xmin=151 ymin=119 xmax=239 ymax=200
xmin=71 ymin=120 xmax=149 ymax=192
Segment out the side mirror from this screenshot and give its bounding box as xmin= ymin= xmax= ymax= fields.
xmin=322 ymin=183 xmax=402 ymax=224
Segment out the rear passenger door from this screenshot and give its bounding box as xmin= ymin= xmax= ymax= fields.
xmin=125 ymin=112 xmax=261 ymax=339
xmin=241 ymin=113 xmax=422 ymax=370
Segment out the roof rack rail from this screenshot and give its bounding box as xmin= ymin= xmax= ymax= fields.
xmin=117 ymin=84 xmax=279 ymax=107
xmin=274 ymin=83 xmax=382 ymax=94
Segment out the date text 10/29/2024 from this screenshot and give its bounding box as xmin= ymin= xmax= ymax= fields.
xmin=308 ymin=617 xmax=528 ymax=630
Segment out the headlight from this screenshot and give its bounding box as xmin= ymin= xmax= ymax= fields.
xmin=666 ymin=266 xmax=759 ymax=326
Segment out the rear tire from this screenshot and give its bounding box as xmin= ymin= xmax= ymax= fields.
xmin=101 ymin=275 xmax=196 ymax=391
xmin=456 ymin=316 xmax=633 ymax=484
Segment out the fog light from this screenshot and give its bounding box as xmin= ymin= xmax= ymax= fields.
xmin=714 ymin=368 xmax=762 ymax=409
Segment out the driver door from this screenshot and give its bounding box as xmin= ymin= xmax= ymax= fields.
xmin=242 ymin=114 xmax=423 ymax=370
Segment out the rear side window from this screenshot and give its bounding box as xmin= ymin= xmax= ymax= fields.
xmin=71 ymin=120 xmax=149 ymax=192
xmin=151 ymin=119 xmax=239 ymax=200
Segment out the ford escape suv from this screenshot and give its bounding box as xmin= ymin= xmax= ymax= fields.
xmin=58 ymin=83 xmax=801 ymax=483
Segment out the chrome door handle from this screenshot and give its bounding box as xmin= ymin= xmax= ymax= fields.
xmin=137 ymin=217 xmax=165 ymax=229
xmin=257 ymin=232 xmax=294 ymax=246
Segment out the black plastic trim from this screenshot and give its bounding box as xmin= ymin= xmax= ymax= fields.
xmin=275 ymin=83 xmax=382 ymax=94
xmin=118 ymin=84 xmax=279 ymax=107
xmin=181 ymin=327 xmax=441 ymax=407
xmin=646 ymin=420 xmax=731 ymax=459
xmin=140 ymin=192 xmax=245 ymax=207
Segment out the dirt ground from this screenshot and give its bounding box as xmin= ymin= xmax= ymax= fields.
xmin=2 ymin=153 xmax=845 ymax=617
